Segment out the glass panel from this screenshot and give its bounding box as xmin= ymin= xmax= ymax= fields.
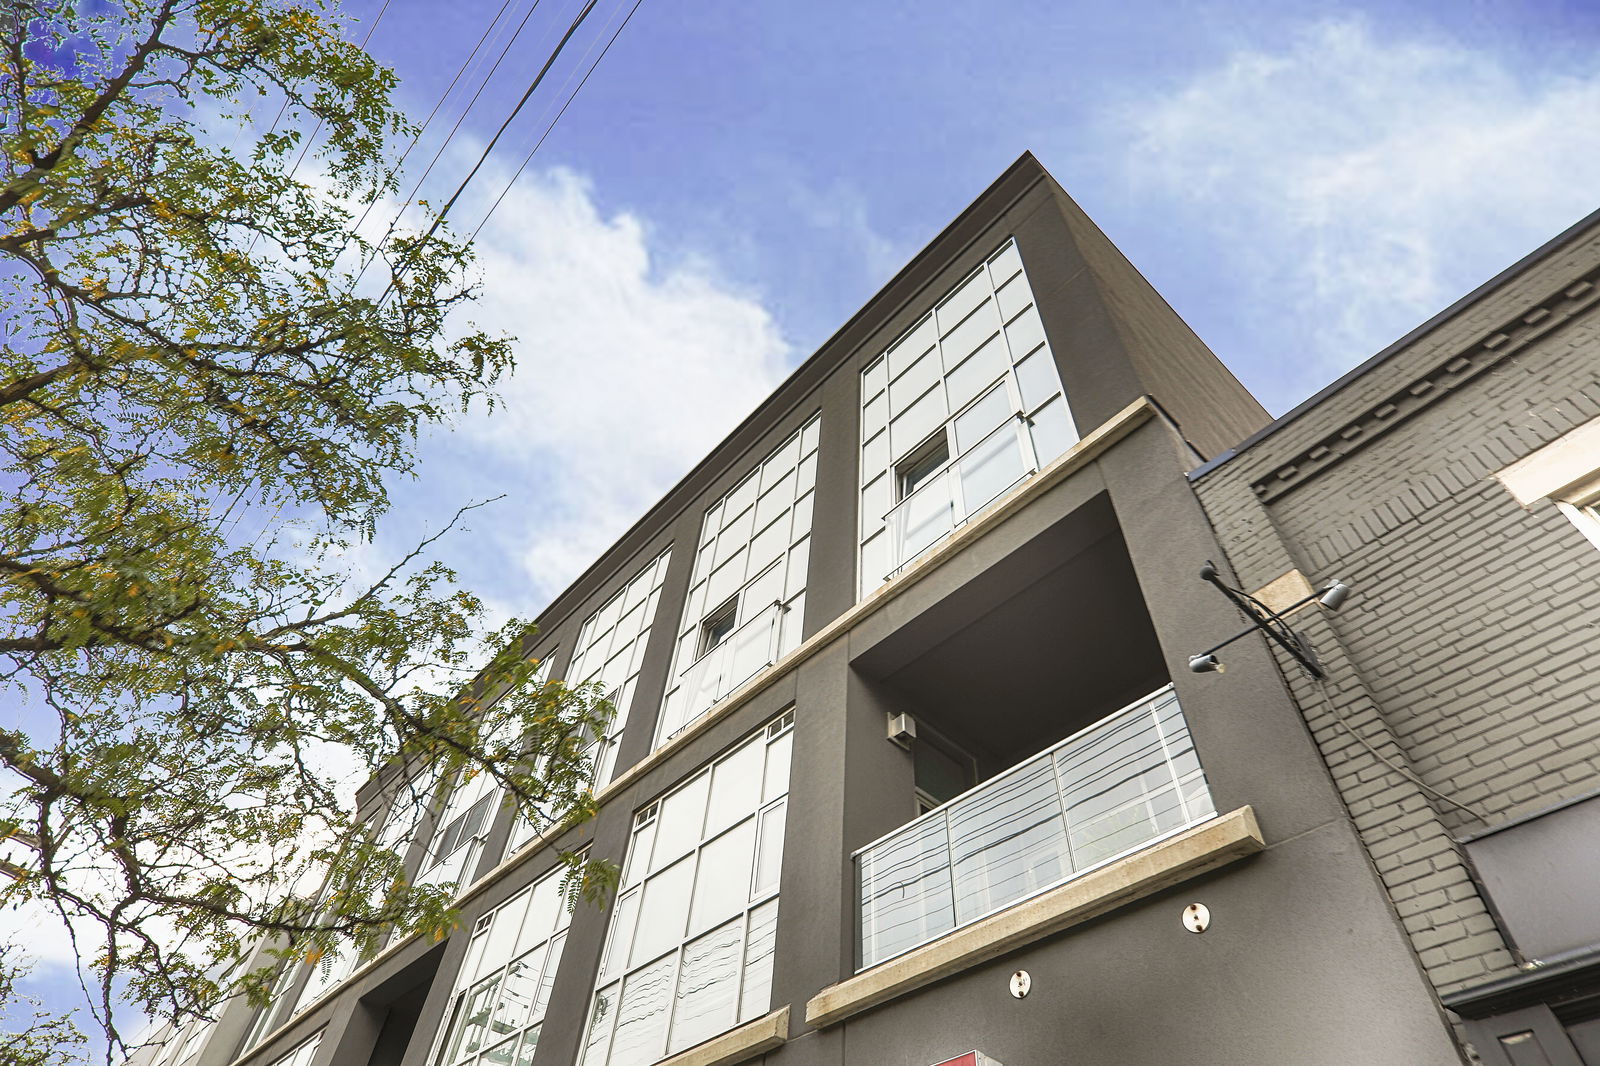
xmin=739 ymin=899 xmax=780 ymax=1022
xmin=860 ymin=529 xmax=889 ymax=591
xmin=940 ymin=298 xmax=1001 ymax=365
xmin=714 ymin=508 xmax=754 ymax=569
xmin=885 ymin=316 xmax=936 ymax=379
xmin=524 ymin=875 xmax=564 ymax=942
xmin=1057 ymin=700 xmax=1194 ymax=869
xmin=667 ymin=920 xmax=743 ymax=1054
xmin=754 ymin=801 xmax=786 ymax=896
xmin=862 ymin=430 xmax=889 ymax=484
xmin=988 ymin=242 xmax=1022 ymax=284
xmin=1028 ymin=397 xmax=1078 ymax=465
xmin=743 ymin=562 xmax=785 ymax=617
xmin=784 ymin=538 xmax=809 ymax=600
xmin=861 ymin=474 xmax=890 ymax=533
xmin=888 ymin=349 xmax=941 ymax=417
xmin=956 ymin=424 xmax=1028 ymax=517
xmin=601 ymin=888 xmax=641 ymax=980
xmin=951 ymin=383 xmax=1012 ymax=452
xmin=581 ymin=984 xmax=619 ymax=1066
xmin=944 ymin=332 xmax=1009 ymax=413
xmin=1004 ymin=305 xmax=1046 ymax=358
xmin=888 ymin=386 xmax=947 ymax=462
xmin=796 ymin=451 xmax=817 ymax=493
xmin=936 ymin=268 xmax=991 ymax=336
xmin=754 ymin=472 xmax=794 ymax=531
xmin=995 ymin=274 xmax=1031 ymax=322
xmin=888 ymin=468 xmax=955 ymax=566
xmin=947 ymin=759 xmax=1070 ymax=924
xmin=862 ymin=356 xmax=887 ymax=400
xmin=484 ymin=1035 xmax=518 ymax=1065
xmin=706 ymin=737 xmax=765 ymax=837
xmin=704 ymin=552 xmax=747 ymax=621
xmin=723 ymin=474 xmax=759 ymax=528
xmin=514 ymin=1026 xmax=540 ymax=1066
xmin=857 ymin=814 xmax=955 ymax=967
xmin=800 ymin=415 xmax=820 ymax=457
xmin=610 ymin=954 xmax=674 ymax=1066
xmin=631 ymin=857 xmax=694 ymax=967
xmin=762 ymin=731 xmax=792 ymax=804
xmin=748 ymin=516 xmax=787 ymax=577
xmin=762 ymin=434 xmax=801 ymax=488
xmin=863 ymin=392 xmax=887 ymax=437
xmin=688 ymin=819 xmax=757 ymax=935
xmin=491 ymin=945 xmax=545 ymax=1037
xmin=779 ymin=593 xmax=804 ymax=656
xmin=790 ymin=491 xmax=814 ymax=543
xmin=450 ymin=975 xmax=502 ymax=1060
xmin=534 ymin=932 xmax=566 ymax=1018
xmin=1013 ymin=348 xmax=1061 ymax=412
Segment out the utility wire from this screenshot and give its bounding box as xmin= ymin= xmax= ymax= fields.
xmin=375 ymin=0 xmax=601 ymax=307
xmin=466 ymin=0 xmax=646 ymax=244
xmin=341 ymin=0 xmax=524 ymax=264
xmin=353 ymin=0 xmax=554 ymax=288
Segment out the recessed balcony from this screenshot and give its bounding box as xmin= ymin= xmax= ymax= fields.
xmin=854 ymin=685 xmax=1214 ymax=969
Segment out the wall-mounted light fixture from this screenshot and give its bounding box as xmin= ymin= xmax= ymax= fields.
xmin=1187 ymin=562 xmax=1351 ymax=679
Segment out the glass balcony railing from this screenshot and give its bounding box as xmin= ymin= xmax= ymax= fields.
xmin=854 ymin=685 xmax=1215 ymax=970
xmin=883 ymin=415 xmax=1035 ymax=579
xmin=657 ymin=601 xmax=784 ymax=745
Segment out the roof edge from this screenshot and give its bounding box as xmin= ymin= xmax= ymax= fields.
xmin=1189 ymin=203 xmax=1600 ymax=482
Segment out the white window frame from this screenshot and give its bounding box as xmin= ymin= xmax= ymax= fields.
xmin=579 ymin=712 xmax=794 ymax=1066
xmin=1495 ymin=416 xmax=1600 ymax=552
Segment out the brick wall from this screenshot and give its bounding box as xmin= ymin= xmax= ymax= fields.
xmin=1192 ymin=222 xmax=1600 ymax=1000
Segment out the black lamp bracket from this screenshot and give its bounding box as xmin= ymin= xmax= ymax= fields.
xmin=1194 ymin=561 xmax=1326 ymax=679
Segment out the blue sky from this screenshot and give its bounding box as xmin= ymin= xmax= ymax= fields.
xmin=337 ymin=0 xmax=1600 ymax=619
xmin=13 ymin=0 xmax=1600 ymax=1044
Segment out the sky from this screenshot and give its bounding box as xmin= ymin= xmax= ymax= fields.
xmin=13 ymin=0 xmax=1600 ymax=1046
xmin=335 ymin=0 xmax=1600 ymax=624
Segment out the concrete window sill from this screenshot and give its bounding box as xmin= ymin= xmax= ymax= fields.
xmin=805 ymin=806 xmax=1264 ymax=1028
xmin=654 ymin=1006 xmax=790 ymax=1066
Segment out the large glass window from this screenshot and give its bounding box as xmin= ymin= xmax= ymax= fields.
xmin=580 ymin=713 xmax=793 ymax=1066
xmin=565 ymin=551 xmax=673 ymax=785
xmin=858 ymin=240 xmax=1077 ymax=597
xmin=430 ymin=862 xmax=578 ymax=1066
xmin=656 ymin=417 xmax=819 ymax=746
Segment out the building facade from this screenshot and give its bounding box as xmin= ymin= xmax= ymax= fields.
xmin=132 ymin=154 xmax=1599 ymax=1066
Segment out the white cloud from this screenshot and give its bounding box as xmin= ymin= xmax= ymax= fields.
xmin=1120 ymin=16 xmax=1600 ymax=400
xmin=437 ymin=166 xmax=791 ymax=605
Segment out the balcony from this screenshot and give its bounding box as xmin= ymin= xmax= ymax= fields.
xmin=854 ymin=685 xmax=1214 ymax=969
xmin=657 ymin=601 xmax=785 ymax=744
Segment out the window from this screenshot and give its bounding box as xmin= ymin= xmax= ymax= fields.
xmin=697 ymin=597 xmax=738 ymax=658
xmin=430 ymin=862 xmax=577 ymax=1066
xmin=265 ymin=1034 xmax=323 ymax=1066
xmin=580 ymin=713 xmax=793 ymax=1066
xmin=1494 ymin=415 xmax=1600 ymax=552
xmin=428 ymin=794 xmax=493 ymax=872
xmin=657 ymin=417 xmax=820 ymax=746
xmin=898 ymin=436 xmax=951 ymax=500
xmin=859 ymin=239 xmax=1078 ymax=598
xmin=564 ymin=551 xmax=673 ymax=785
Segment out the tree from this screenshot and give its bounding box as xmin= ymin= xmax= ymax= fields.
xmin=0 ymin=1 xmax=612 ymax=1059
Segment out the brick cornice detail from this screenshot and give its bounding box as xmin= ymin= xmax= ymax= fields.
xmin=1250 ymin=269 xmax=1600 ymax=503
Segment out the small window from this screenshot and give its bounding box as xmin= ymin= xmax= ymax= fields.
xmin=429 ymin=794 xmax=491 ymax=869
xmin=1494 ymin=416 xmax=1600 ymax=552
xmin=897 ymin=434 xmax=950 ymax=501
xmin=697 ymin=596 xmax=738 ymax=658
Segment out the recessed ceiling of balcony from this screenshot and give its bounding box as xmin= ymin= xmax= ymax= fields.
xmin=851 ymin=493 xmax=1169 ymax=771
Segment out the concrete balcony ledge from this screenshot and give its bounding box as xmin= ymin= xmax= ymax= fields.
xmin=655 ymin=1006 xmax=790 ymax=1066
xmin=805 ymin=806 xmax=1264 ymax=1028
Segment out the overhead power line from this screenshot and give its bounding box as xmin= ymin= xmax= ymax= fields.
xmin=376 ymin=0 xmax=602 ymax=306
xmin=466 ymin=0 xmax=646 ymax=244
